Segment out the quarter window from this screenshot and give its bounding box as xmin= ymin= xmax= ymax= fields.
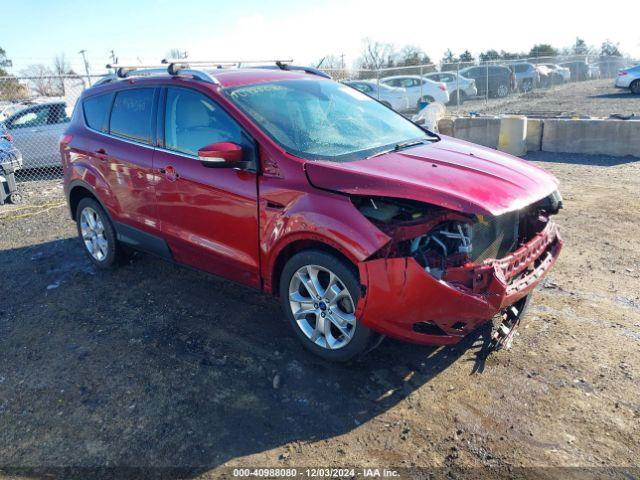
xmin=83 ymin=94 xmax=112 ymax=131
xmin=164 ymin=88 xmax=243 ymax=156
xmin=109 ymin=88 xmax=154 ymax=143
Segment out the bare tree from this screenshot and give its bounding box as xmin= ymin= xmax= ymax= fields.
xmin=166 ymin=48 xmax=188 ymax=60
xmin=21 ymin=64 xmax=57 ymax=96
xmin=355 ymin=38 xmax=394 ymax=70
xmin=53 ymin=54 xmax=72 ymax=95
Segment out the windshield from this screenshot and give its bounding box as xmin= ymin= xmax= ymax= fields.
xmin=225 ymin=79 xmax=435 ymax=162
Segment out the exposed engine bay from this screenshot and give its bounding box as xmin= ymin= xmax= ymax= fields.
xmin=352 ymin=191 xmax=563 ymax=284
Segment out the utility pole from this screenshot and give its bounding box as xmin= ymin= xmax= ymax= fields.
xmin=340 ymin=53 xmax=345 ymax=70
xmin=79 ymin=49 xmax=92 ymax=86
xmin=109 ymin=49 xmax=117 ymax=65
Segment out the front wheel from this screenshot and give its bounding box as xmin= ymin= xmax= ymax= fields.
xmin=631 ymin=80 xmax=640 ymax=95
xmin=279 ymin=250 xmax=381 ymax=362
xmin=496 ymin=83 xmax=509 ymax=97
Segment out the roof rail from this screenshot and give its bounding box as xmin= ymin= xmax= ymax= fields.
xmin=161 ymin=58 xmax=294 ymax=68
xmin=104 ymin=64 xmax=218 ymax=84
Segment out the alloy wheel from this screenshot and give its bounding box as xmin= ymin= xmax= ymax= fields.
xmin=80 ymin=207 xmax=108 ymax=261
xmin=497 ymin=84 xmax=508 ymax=97
xmin=288 ymin=264 xmax=357 ymax=350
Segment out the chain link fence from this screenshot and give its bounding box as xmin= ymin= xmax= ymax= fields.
xmin=0 ymin=54 xmax=638 ymax=186
xmin=323 ymin=53 xmax=638 ymax=116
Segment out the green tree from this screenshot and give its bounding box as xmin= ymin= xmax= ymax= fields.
xmin=479 ymin=49 xmax=500 ymax=62
xmin=571 ymin=37 xmax=589 ymax=55
xmin=600 ymin=40 xmax=621 ymax=57
xmin=0 ymin=47 xmax=27 ymax=100
xmin=459 ymin=50 xmax=475 ymax=62
xmin=528 ymin=44 xmax=558 ymax=58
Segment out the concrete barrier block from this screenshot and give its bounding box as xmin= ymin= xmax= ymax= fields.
xmin=542 ymin=119 xmax=640 ymax=157
xmin=526 ymin=119 xmax=542 ymax=152
xmin=452 ymin=117 xmax=500 ymax=149
xmin=437 ymin=117 xmax=454 ymax=136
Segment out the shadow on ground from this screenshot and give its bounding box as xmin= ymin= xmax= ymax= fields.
xmin=0 ymin=238 xmax=494 ymax=479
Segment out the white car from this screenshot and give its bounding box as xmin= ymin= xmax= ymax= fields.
xmin=615 ymin=65 xmax=640 ymax=94
xmin=379 ymin=75 xmax=449 ymax=108
xmin=2 ymin=101 xmax=70 ymax=169
xmin=423 ymin=72 xmax=477 ymax=104
xmin=343 ymin=80 xmax=411 ymax=111
xmin=541 ymin=64 xmax=571 ymax=82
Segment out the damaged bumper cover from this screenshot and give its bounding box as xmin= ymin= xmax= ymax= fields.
xmin=355 ymin=220 xmax=563 ymax=345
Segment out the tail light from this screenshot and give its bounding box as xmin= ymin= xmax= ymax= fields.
xmin=618 ymin=71 xmax=628 ymax=76
xmin=1 ymin=132 xmax=12 ymax=142
xmin=439 ymin=84 xmax=446 ymax=92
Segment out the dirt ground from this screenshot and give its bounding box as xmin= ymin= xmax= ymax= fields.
xmin=450 ymin=78 xmax=640 ymax=118
xmin=0 ymin=152 xmax=639 ymax=480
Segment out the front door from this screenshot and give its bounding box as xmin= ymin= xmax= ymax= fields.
xmin=153 ymin=87 xmax=260 ymax=288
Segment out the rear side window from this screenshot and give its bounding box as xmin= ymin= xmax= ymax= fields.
xmin=109 ymin=88 xmax=154 ymax=143
xmin=83 ymin=94 xmax=112 ymax=131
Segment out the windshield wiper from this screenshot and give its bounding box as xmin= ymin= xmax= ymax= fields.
xmin=366 ymin=138 xmax=428 ymax=160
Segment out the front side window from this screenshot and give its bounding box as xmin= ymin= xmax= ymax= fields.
xmin=226 ymin=79 xmax=435 ymax=162
xmin=109 ymin=88 xmax=154 ymax=143
xmin=164 ymin=87 xmax=243 ymax=156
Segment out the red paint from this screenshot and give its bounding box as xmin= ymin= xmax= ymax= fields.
xmin=63 ymin=69 xmax=564 ymax=348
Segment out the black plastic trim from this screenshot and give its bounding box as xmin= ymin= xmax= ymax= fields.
xmin=113 ymin=221 xmax=173 ymax=260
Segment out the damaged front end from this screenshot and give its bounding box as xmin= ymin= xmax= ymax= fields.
xmin=351 ymin=193 xmax=564 ymax=345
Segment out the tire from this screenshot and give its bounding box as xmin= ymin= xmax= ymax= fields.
xmin=631 ymin=80 xmax=640 ymax=95
xmin=449 ymin=91 xmax=463 ymax=105
xmin=75 ymin=197 xmax=124 ymax=269
xmin=521 ymin=79 xmax=533 ymax=93
xmin=279 ymin=249 xmax=381 ymax=362
xmin=496 ymin=83 xmax=509 ymax=97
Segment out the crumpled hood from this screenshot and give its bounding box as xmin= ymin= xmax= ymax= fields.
xmin=304 ymin=136 xmax=559 ymax=216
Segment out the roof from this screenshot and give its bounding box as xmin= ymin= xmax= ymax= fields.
xmin=206 ymin=68 xmax=319 ymax=88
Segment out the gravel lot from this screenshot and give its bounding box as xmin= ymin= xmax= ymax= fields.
xmin=1 ymin=152 xmax=639 ymax=479
xmin=450 ymin=79 xmax=640 ymax=118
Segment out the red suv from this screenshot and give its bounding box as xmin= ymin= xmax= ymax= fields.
xmin=61 ymin=61 xmax=563 ymax=362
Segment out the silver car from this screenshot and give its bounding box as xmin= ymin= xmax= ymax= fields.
xmin=343 ymin=80 xmax=411 ymax=111
xmin=2 ymin=101 xmax=70 ymax=169
xmin=423 ymin=72 xmax=477 ymax=104
xmin=615 ymin=65 xmax=640 ymax=94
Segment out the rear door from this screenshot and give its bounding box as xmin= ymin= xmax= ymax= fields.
xmin=100 ymin=87 xmax=159 ymax=236
xmin=153 ymin=86 xmax=260 ymax=287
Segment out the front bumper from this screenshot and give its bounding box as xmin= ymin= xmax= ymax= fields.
xmin=355 ymin=221 xmax=563 ymax=345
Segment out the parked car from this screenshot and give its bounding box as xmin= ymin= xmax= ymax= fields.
xmin=423 ymin=72 xmax=477 ymax=104
xmin=615 ymin=64 xmax=640 ymax=94
xmin=379 ymin=75 xmax=449 ymax=107
xmin=343 ymin=80 xmax=411 ymax=111
xmin=2 ymin=101 xmax=70 ymax=169
xmin=511 ymin=63 xmax=540 ymax=92
xmin=61 ymin=63 xmax=563 ymax=361
xmin=559 ymin=61 xmax=589 ymax=81
xmin=458 ymin=65 xmax=515 ymax=98
xmin=540 ymin=64 xmax=571 ymax=83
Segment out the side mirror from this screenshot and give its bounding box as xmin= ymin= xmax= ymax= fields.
xmin=197 ymin=142 xmax=245 ymax=168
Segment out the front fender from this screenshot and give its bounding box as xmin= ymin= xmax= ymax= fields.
xmin=260 ymin=190 xmax=390 ymax=294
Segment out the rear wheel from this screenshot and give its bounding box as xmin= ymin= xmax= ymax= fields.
xmin=631 ymin=80 xmax=640 ymax=95
xmin=279 ymin=250 xmax=381 ymax=362
xmin=76 ymin=197 xmax=124 ymax=269
xmin=521 ymin=79 xmax=533 ymax=93
xmin=496 ymin=83 xmax=509 ymax=97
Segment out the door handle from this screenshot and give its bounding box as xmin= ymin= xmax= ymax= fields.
xmin=94 ymin=148 xmax=108 ymax=161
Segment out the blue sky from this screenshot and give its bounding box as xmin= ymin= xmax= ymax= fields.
xmin=3 ymin=0 xmax=639 ymax=74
